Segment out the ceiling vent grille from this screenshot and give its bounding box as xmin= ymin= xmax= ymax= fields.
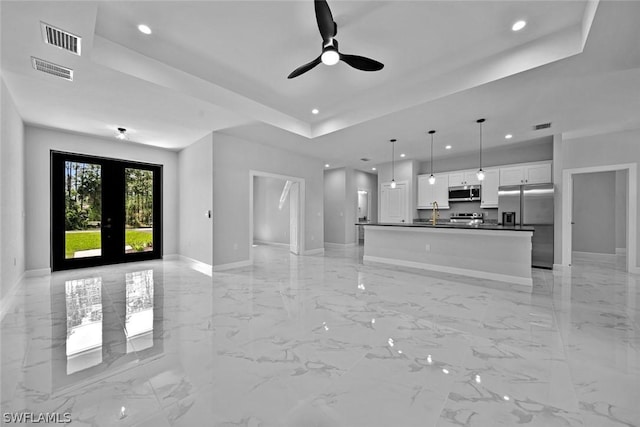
xmin=41 ymin=22 xmax=81 ymax=55
xmin=533 ymin=122 xmax=552 ymax=131
xmin=31 ymin=57 xmax=73 ymax=81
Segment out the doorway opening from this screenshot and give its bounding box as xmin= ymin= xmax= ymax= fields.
xmin=249 ymin=171 xmax=304 ymax=260
xmin=562 ymin=163 xmax=637 ymax=272
xmin=357 ymin=188 xmax=371 ymax=243
xmin=51 ymin=152 xmax=162 ymax=271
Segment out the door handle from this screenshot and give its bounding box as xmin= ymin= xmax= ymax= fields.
xmin=571 ymin=222 xmax=575 ymax=225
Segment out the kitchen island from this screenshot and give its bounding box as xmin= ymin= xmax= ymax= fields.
xmin=361 ymin=222 xmax=534 ymax=286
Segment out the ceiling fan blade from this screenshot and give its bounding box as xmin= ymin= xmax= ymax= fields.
xmin=340 ymin=54 xmax=384 ymax=72
xmin=315 ymin=0 xmax=337 ymax=41
xmin=287 ymin=56 xmax=322 ymax=79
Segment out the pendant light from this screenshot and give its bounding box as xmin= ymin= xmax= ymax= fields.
xmin=476 ymin=118 xmax=485 ymax=181
xmin=115 ymin=127 xmax=128 ymax=140
xmin=428 ymin=130 xmax=436 ymax=185
xmin=390 ymin=138 xmax=397 ymax=189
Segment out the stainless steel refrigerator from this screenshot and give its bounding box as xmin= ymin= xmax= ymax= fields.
xmin=498 ymin=183 xmax=554 ymax=269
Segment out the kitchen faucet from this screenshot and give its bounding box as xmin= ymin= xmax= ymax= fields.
xmin=431 ymin=201 xmax=439 ymax=225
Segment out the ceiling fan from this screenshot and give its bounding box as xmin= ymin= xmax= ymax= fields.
xmin=287 ymin=0 xmax=384 ymax=79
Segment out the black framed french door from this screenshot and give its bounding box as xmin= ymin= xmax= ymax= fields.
xmin=51 ymin=151 xmax=162 ymax=271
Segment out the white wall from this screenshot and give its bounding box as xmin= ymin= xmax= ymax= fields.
xmin=1 ymin=78 xmax=25 ymax=299
xmin=572 ymin=171 xmax=615 ymax=254
xmin=212 ymin=132 xmax=324 ymax=266
xmin=418 ymin=137 xmax=553 ymax=174
xmin=616 ymin=170 xmax=628 ymax=250
xmin=253 ymin=176 xmax=290 ymax=245
xmin=24 ymin=126 xmax=179 ymax=271
xmin=178 ymin=133 xmax=213 ymax=265
xmin=557 ymin=128 xmax=640 ymax=267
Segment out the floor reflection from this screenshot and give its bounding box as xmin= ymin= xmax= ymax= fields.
xmin=125 ymin=269 xmax=154 ymax=353
xmin=51 ymin=267 xmax=163 ymax=393
xmin=65 ymin=276 xmax=103 ymax=375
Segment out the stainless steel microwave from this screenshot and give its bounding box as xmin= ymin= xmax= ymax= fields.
xmin=448 ymin=186 xmax=480 ymax=201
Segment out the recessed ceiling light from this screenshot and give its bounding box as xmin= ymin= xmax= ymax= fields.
xmin=445 ymin=145 xmax=452 ymax=150
xmin=505 ymin=134 xmax=513 ymax=139
xmin=138 ymin=24 xmax=152 ymax=35
xmin=400 ymin=153 xmax=406 ymax=158
xmin=312 ymin=109 xmax=319 ymax=115
xmin=372 ymin=167 xmax=376 ymax=171
xmin=512 ymin=20 xmax=526 ymax=31
xmin=325 ymin=164 xmax=330 ymax=168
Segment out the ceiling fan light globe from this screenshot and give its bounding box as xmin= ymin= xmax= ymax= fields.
xmin=321 ymin=49 xmax=340 ymax=66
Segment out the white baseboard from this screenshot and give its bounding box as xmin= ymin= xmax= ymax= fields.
xmin=25 ymin=268 xmax=51 ymax=277
xmin=363 ymin=255 xmax=533 ymax=287
xmin=303 ymin=248 xmax=324 ymax=256
xmin=178 ymin=255 xmax=213 ymax=277
xmin=572 ymin=251 xmax=617 ymax=260
xmin=253 ymin=240 xmax=290 ymax=248
xmin=0 ymin=271 xmax=25 ymax=322
xmin=163 ymin=253 xmax=180 ymax=260
xmin=616 ymin=248 xmax=627 ymax=255
xmin=553 ymin=263 xmax=571 ymax=271
xmin=213 ymin=259 xmax=253 ymax=272
xmin=324 ymin=242 xmax=358 ymax=249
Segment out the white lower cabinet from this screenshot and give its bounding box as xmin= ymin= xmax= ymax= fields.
xmin=480 ymin=168 xmax=499 ymax=208
xmin=418 ymin=173 xmax=449 ymax=209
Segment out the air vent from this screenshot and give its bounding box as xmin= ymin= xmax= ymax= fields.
xmin=360 ymin=158 xmax=370 ymax=162
xmin=31 ymin=57 xmax=73 ymax=81
xmin=41 ymin=22 xmax=81 ymax=55
xmin=533 ymin=122 xmax=552 ymax=131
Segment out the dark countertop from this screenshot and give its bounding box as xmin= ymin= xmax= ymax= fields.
xmin=355 ymin=222 xmax=535 ymax=232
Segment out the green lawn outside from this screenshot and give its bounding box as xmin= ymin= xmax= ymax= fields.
xmin=65 ymin=230 xmax=153 ymax=258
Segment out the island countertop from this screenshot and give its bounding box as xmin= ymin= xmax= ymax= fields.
xmin=356 ymin=222 xmax=535 ymax=232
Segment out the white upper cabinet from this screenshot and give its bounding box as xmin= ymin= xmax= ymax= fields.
xmin=499 ymin=166 xmax=525 ymax=186
xmin=480 ymin=168 xmax=499 ymax=208
xmin=464 ymin=171 xmax=481 ymax=186
xmin=525 ymin=162 xmax=552 ymax=184
xmin=448 ymin=170 xmax=480 ymax=187
xmin=417 ymin=173 xmax=449 ymax=209
xmin=500 ymin=162 xmax=552 ymax=186
xmin=448 ymin=172 xmax=465 ymax=187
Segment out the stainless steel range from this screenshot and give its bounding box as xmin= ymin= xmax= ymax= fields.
xmin=449 ymin=212 xmax=484 ymax=225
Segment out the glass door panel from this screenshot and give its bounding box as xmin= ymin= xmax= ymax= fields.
xmin=64 ymin=161 xmax=102 ymax=259
xmin=125 ymin=168 xmax=154 ymax=254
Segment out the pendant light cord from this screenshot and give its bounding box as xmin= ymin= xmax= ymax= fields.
xmin=479 ymin=122 xmax=482 ymax=170
xmin=430 ymin=133 xmax=434 ymax=175
xmin=477 ymin=118 xmax=485 ymax=170
xmin=391 ymin=139 xmax=395 ymax=181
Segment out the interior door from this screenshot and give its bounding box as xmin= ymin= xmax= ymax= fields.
xmin=52 ymin=152 xmax=162 ymax=271
xmin=380 ymin=182 xmax=408 ymax=223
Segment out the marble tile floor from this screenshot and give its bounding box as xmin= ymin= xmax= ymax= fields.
xmin=1 ymin=245 xmax=639 ymax=426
